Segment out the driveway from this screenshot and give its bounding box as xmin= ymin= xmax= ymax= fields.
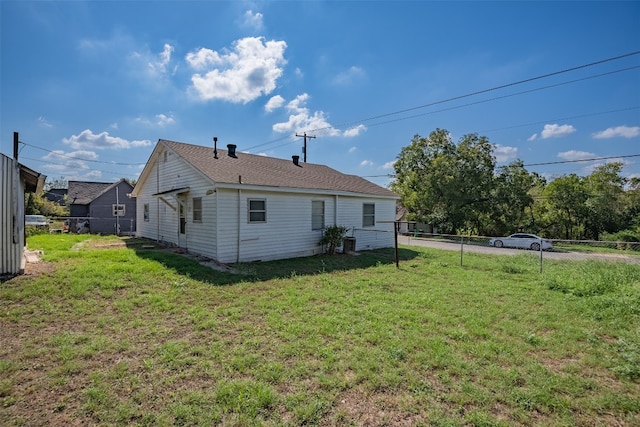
xmin=398 ymin=235 xmax=640 ymax=264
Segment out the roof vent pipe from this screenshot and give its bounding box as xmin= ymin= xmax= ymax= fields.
xmin=227 ymin=144 xmax=237 ymax=158
xmin=292 ymin=155 xmax=300 ymax=166
xmin=213 ymin=136 xmax=218 ymax=159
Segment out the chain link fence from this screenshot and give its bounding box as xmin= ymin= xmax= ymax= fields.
xmin=398 ymin=230 xmax=640 ymax=271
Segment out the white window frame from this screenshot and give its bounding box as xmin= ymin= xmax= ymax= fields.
xmin=113 ymin=204 xmax=126 ymax=217
xmin=362 ymin=203 xmax=375 ymax=227
xmin=312 ymin=200 xmax=325 ymax=230
xmin=248 ymin=198 xmax=267 ymax=223
xmin=192 ymin=197 xmax=202 ymax=223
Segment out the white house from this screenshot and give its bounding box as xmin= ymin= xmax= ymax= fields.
xmin=131 ymin=139 xmax=399 ymax=263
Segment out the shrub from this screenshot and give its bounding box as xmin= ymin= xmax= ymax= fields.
xmin=319 ymin=225 xmax=349 ymax=255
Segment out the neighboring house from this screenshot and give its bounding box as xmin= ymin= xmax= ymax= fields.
xmin=131 ymin=139 xmax=400 ymax=263
xmin=395 ymin=203 xmax=438 ymax=236
xmin=44 ymin=188 xmax=67 ymax=206
xmin=1 ymin=152 xmax=45 ymax=277
xmin=68 ymin=179 xmax=136 ymax=235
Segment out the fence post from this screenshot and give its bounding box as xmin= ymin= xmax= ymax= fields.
xmin=460 ymin=236 xmax=464 ymax=266
xmin=539 ymin=238 xmax=543 ymax=273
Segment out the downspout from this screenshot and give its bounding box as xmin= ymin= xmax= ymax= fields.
xmin=156 ymin=152 xmax=160 ymax=242
xmin=237 ymin=188 xmax=241 ymax=263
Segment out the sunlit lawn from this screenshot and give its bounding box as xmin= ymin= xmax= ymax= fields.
xmin=1 ymin=234 xmax=638 ymax=426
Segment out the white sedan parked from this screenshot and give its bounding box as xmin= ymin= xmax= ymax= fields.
xmin=489 ymin=233 xmax=553 ymax=251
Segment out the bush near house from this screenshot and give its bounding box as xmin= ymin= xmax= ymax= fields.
xmin=319 ymin=225 xmax=349 ymax=255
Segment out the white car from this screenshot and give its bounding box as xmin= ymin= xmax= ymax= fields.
xmin=489 ymin=233 xmax=553 ymax=251
xmin=25 ymin=214 xmax=49 ymax=230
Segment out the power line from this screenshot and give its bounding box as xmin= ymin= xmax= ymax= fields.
xmin=18 ymin=156 xmax=140 ymax=180
xmin=523 ymin=153 xmax=640 ymax=167
xmin=19 ymin=141 xmax=147 ymax=166
xmin=479 ymin=106 xmax=640 ymax=134
xmin=355 ymin=66 xmax=640 ymax=132
xmin=360 ymin=153 xmax=640 ymax=178
xmin=312 ymin=50 xmax=640 ymax=134
xmin=245 ymin=53 xmax=640 ymax=152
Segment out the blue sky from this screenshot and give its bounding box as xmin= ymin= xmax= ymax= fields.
xmin=1 ymin=1 xmax=639 ymax=188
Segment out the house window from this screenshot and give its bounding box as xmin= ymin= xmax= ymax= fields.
xmin=363 ymin=203 xmax=375 ymax=227
xmin=312 ymin=200 xmax=325 ymax=230
xmin=193 ymin=197 xmax=202 ymax=222
xmin=248 ymin=199 xmax=266 ymax=223
xmin=143 ymin=203 xmax=149 ymax=221
xmin=113 ymin=204 xmax=126 ymax=217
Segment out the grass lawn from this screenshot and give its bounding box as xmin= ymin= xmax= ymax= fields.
xmin=1 ymin=234 xmax=639 ymax=426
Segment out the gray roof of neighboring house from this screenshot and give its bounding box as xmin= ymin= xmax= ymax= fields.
xmin=68 ymin=179 xmax=133 ymax=205
xmin=158 ymin=139 xmax=398 ymax=198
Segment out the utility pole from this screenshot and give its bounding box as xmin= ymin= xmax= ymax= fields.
xmin=295 ymin=132 xmax=316 ymax=163
xmin=13 ymin=132 xmax=19 ymax=160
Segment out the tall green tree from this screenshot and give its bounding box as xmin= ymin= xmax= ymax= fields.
xmin=542 ymin=174 xmax=588 ymax=239
xmin=583 ymin=162 xmax=626 ymax=239
xmin=488 ymin=160 xmax=544 ymax=235
xmin=391 ymin=129 xmax=495 ymax=234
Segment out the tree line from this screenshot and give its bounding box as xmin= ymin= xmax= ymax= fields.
xmin=391 ymin=129 xmax=640 ymax=241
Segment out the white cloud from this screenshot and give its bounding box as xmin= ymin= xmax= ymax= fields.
xmin=136 ymin=113 xmax=175 ymax=127
xmin=557 ymin=150 xmax=596 ymax=161
xmin=147 ymin=43 xmax=175 ymax=75
xmin=240 ymin=10 xmax=264 ymax=31
xmin=185 ymin=48 xmax=222 ymax=70
xmin=333 ymin=66 xmax=365 ymax=85
xmin=42 ymin=149 xmax=99 ymax=178
xmin=360 ymin=160 xmax=373 ymax=167
xmin=541 ymin=124 xmax=576 ymax=139
xmin=38 ymin=116 xmax=53 ymax=128
xmin=272 ymin=93 xmax=340 ymax=136
xmin=592 ymin=125 xmax=640 ymax=139
xmin=264 ymin=95 xmax=285 ymax=112
xmin=63 ymin=129 xmax=152 ymax=150
xmin=348 ymin=147 xmax=357 ymax=153
xmin=127 ymin=43 xmax=177 ymax=79
xmin=493 ymin=144 xmax=518 ymax=163
xmin=187 ymin=37 xmax=287 ymax=104
xmin=110 ymin=123 xmax=119 ymax=130
xmin=527 ymin=133 xmax=537 ymax=141
xmin=343 ymin=124 xmax=367 ymax=137
xmin=382 ymin=160 xmax=396 ymax=170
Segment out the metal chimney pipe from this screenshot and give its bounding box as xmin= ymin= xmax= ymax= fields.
xmin=227 ymin=144 xmax=237 ymax=158
xmin=213 ymin=136 xmax=218 ymax=159
xmin=292 ymin=155 xmax=300 ymax=166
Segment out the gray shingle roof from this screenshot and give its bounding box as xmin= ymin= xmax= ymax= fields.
xmin=68 ymin=179 xmax=133 ymax=205
xmin=160 ymin=139 xmax=398 ymax=198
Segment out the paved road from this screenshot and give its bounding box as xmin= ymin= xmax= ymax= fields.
xmin=398 ymin=235 xmax=640 ymax=264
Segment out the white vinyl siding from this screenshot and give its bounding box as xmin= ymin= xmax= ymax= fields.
xmin=134 ymin=147 xmax=217 ymax=258
xmin=134 ymin=143 xmax=397 ymax=264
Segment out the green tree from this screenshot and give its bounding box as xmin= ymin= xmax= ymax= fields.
xmin=391 ymin=129 xmax=496 ymax=234
xmin=542 ymin=174 xmax=588 ymax=239
xmin=488 ymin=160 xmax=544 ymax=235
xmin=44 ymin=176 xmax=68 ymax=191
xmin=24 ymin=191 xmax=69 ymax=217
xmin=583 ymin=162 xmax=626 ymax=240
